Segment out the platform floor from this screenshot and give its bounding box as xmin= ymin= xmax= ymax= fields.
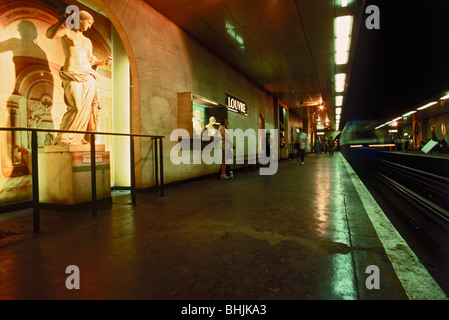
xmin=0 ymin=152 xmax=447 ymax=300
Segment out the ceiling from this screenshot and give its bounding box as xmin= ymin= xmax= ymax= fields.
xmin=142 ymin=0 xmax=366 ymax=130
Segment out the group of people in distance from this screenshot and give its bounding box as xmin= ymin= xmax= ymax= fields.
xmin=293 ymin=128 xmax=334 ymax=165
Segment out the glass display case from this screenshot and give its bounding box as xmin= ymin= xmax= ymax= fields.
xmin=178 ymin=92 xmax=228 ymax=140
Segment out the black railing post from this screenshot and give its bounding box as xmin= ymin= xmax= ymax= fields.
xmin=130 ymin=135 xmax=136 ymax=205
xmin=159 ymin=138 xmax=164 ymax=197
xmin=31 ymin=130 xmax=40 ymax=233
xmin=154 ymin=138 xmax=159 ymax=192
xmin=90 ymin=133 xmax=97 ymax=216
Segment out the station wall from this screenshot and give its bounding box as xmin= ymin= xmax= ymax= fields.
xmin=0 ymin=0 xmax=279 ymax=207
xmin=100 ymin=0 xmax=276 ymax=187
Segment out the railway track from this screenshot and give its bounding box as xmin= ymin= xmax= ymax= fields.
xmin=375 ymin=159 xmax=449 ymax=224
xmin=361 ymin=156 xmax=449 ymax=296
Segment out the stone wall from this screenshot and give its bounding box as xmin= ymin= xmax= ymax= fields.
xmin=100 ymin=0 xmax=276 ymax=186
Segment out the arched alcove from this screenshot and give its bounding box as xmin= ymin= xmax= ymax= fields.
xmin=0 ymin=0 xmax=141 ymax=205
xmin=84 ymin=0 xmax=142 ymax=188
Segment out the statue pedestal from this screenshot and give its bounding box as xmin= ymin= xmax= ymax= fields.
xmin=38 ymin=144 xmax=111 ymax=205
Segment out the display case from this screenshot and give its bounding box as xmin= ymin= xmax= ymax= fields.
xmin=178 ymin=92 xmax=228 ymax=140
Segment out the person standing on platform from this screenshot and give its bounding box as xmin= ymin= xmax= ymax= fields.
xmin=293 ymin=128 xmax=300 ymax=165
xmin=314 ymin=138 xmax=320 ymax=156
xmin=218 ymin=118 xmax=233 ymax=179
xmin=46 ymin=9 xmax=112 ymax=145
xmin=293 ymin=128 xmax=308 ymax=165
xmin=405 ymin=137 xmax=410 ymax=152
xmin=328 ymin=136 xmax=334 ymax=156
xmin=299 ymin=129 xmax=308 ymax=164
xmin=324 ymin=137 xmax=328 ymax=154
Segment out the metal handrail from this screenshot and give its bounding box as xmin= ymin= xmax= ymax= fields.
xmin=0 ymin=127 xmax=165 ymax=233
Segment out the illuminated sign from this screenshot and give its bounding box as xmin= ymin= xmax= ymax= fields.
xmin=226 ymin=93 xmax=248 ymax=116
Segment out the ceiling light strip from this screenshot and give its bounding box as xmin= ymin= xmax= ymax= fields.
xmin=417 ymin=102 xmax=437 ymax=110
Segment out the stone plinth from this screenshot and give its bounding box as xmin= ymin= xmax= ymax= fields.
xmin=38 ymin=144 xmax=111 ymax=205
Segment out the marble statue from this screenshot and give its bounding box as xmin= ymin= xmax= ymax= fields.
xmin=46 ymin=9 xmax=112 ymax=145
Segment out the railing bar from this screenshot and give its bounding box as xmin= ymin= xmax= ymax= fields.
xmin=159 ymin=138 xmax=164 ymax=197
xmin=0 ymin=128 xmax=165 ymax=224
xmin=154 ymin=138 xmax=159 ymax=192
xmin=0 ymin=127 xmax=164 ymax=139
xmin=91 ymin=133 xmax=97 ymax=217
xmin=31 ymin=130 xmax=40 ymax=233
xmin=130 ymin=135 xmax=136 ymax=205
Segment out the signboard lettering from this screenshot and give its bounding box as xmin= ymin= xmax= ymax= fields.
xmin=226 ymin=94 xmax=248 ymax=116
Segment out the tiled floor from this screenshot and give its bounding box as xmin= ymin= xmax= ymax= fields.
xmin=0 ymin=152 xmax=443 ymax=300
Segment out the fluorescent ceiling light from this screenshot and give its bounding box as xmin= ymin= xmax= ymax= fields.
xmin=336 ymin=73 xmax=346 ymax=82
xmin=417 ymin=102 xmax=437 ymax=110
xmin=334 ymin=17 xmax=352 ymax=65
xmin=336 ymin=114 xmax=341 ymax=120
xmin=392 ymin=117 xmax=402 ymax=121
xmin=402 ymin=111 xmax=416 ymax=117
xmin=375 ymin=122 xmax=390 ymax=129
xmin=335 ymin=16 xmax=353 ymax=38
xmin=201 ymin=98 xmax=218 ymax=105
xmin=341 ymin=0 xmax=348 ymax=7
xmin=336 ymin=107 xmax=342 ymax=115
xmin=335 ymin=73 xmax=346 ymax=92
xmin=336 ymin=96 xmax=343 ymax=107
xmin=440 ymin=94 xmax=449 ymax=100
xmin=335 ymin=51 xmax=349 ymax=65
xmin=335 ymin=36 xmax=351 ymax=65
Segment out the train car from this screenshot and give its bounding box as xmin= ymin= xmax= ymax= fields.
xmin=340 ymin=121 xmax=395 ymax=159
